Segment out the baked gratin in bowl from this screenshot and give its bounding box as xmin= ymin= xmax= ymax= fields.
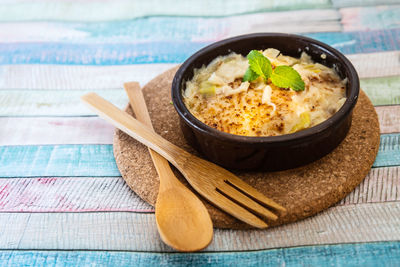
xmin=171 ymin=33 xmax=359 ymax=171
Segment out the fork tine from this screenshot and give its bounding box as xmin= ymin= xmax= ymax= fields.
xmin=225 ymin=175 xmax=286 ymax=213
xmin=218 ymin=183 xmax=278 ymax=221
xmin=209 ymin=193 xmax=268 ymax=229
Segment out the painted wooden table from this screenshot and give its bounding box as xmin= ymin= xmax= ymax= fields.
xmin=0 ymin=1 xmax=400 ymax=266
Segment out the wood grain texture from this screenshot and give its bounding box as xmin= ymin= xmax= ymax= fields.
xmin=0 ymin=64 xmax=176 ymax=89
xmin=0 ymin=202 xmax=399 ymax=251
xmin=0 ymin=89 xmax=128 ymax=116
xmin=340 ymin=5 xmax=400 ymax=31
xmin=0 ymin=165 xmax=398 ymax=213
xmin=0 ymin=145 xmax=120 ymax=177
xmin=376 ymin=106 xmax=400 ymax=134
xmin=1 ymin=242 xmax=400 ymax=267
xmin=0 ymin=30 xmax=399 ymax=65
xmin=346 ymin=51 xmax=400 ymax=78
xmin=0 ymin=0 xmax=332 ymax=22
xmin=0 ymin=132 xmax=396 ymax=178
xmin=340 ymin=166 xmax=400 ymax=205
xmin=0 ymin=9 xmax=340 ymax=44
xmin=361 ymin=76 xmax=400 ymax=106
xmin=333 ymin=0 xmax=400 ymax=7
xmin=0 ymin=177 xmax=153 ymax=213
xmin=0 ymin=117 xmax=114 ymax=145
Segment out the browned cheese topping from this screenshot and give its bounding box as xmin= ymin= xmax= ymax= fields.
xmin=183 ymin=49 xmax=347 ymax=136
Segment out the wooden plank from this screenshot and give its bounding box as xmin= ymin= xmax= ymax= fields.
xmin=0 ymin=117 xmax=114 ymax=145
xmin=1 ymin=242 xmax=400 ymax=266
xmin=0 ymin=64 xmax=176 ymax=90
xmin=361 ymin=76 xmax=400 ymax=106
xmin=0 ymin=177 xmax=153 ymax=213
xmin=376 ymin=134 xmax=400 ymax=168
xmin=0 ymin=202 xmax=399 ymax=251
xmin=346 ymin=51 xmax=400 ymax=78
xmin=340 ymin=5 xmax=400 ymax=31
xmin=340 ymin=166 xmax=400 ymax=205
xmin=0 ymin=145 xmax=120 ymax=177
xmin=0 ymin=165 xmax=397 ymax=213
xmin=376 ymin=106 xmax=400 ymax=134
xmin=0 ymin=133 xmax=398 ymax=177
xmin=0 ymin=89 xmax=129 ymax=116
xmin=0 ymin=0 xmax=332 ymax=22
xmin=306 ymin=28 xmax=400 ymax=55
xmin=0 ymin=29 xmax=399 ymax=65
xmin=0 ymin=10 xmax=340 ymax=44
xmin=333 ymin=0 xmax=400 ymax=7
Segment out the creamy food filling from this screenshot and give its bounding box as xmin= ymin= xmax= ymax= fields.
xmin=183 ymin=49 xmax=347 ymax=137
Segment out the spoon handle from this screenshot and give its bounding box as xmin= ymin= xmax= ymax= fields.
xmin=123 ymin=82 xmax=181 ymax=189
xmin=81 ymin=92 xmax=187 ymax=168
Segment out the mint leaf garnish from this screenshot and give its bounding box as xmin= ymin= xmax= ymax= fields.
xmin=243 ymin=68 xmax=259 ymax=82
xmin=242 ymin=50 xmax=305 ymax=91
xmin=247 ymin=50 xmax=272 ymax=81
xmin=270 ymin=65 xmax=305 ymax=91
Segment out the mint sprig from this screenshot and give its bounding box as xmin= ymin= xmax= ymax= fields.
xmin=242 ymin=50 xmax=305 ymax=91
xmin=246 ymin=50 xmax=272 ymax=81
xmin=270 ymin=65 xmax=305 ymax=92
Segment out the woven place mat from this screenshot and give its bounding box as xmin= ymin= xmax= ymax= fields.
xmin=113 ymin=66 xmax=380 ymax=229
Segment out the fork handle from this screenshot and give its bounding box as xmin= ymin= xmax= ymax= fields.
xmin=81 ymin=92 xmax=188 ymax=167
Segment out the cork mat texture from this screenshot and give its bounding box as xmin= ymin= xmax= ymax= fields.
xmin=113 ymin=67 xmax=380 ymax=229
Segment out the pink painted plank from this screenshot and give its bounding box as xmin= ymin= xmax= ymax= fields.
xmin=0 ymin=166 xmax=398 ymax=213
xmin=376 ymin=105 xmax=400 ymax=134
xmin=0 ymin=177 xmax=154 ymax=212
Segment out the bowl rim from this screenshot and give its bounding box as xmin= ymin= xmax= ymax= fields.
xmin=171 ymin=32 xmax=359 ymax=146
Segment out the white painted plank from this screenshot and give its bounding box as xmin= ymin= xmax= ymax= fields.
xmin=0 ymin=202 xmax=399 ymax=251
xmin=0 ymin=177 xmax=153 ymax=212
xmin=0 ymin=64 xmax=177 ymax=90
xmin=0 ymin=89 xmax=128 ymax=116
xmin=0 ymin=117 xmax=114 ymax=145
xmin=0 ymin=52 xmax=398 ymax=91
xmin=340 ymin=166 xmax=400 ymax=205
xmin=346 ymin=51 xmax=400 ymax=78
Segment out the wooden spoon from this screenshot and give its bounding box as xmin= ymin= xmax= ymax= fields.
xmin=124 ymin=82 xmax=213 ymax=252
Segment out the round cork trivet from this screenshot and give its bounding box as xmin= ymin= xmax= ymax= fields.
xmin=113 ymin=67 xmax=380 ymax=229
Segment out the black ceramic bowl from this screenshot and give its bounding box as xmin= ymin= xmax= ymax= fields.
xmin=171 ymin=33 xmax=359 ymax=171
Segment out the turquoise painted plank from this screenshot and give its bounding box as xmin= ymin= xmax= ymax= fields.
xmin=0 ymin=29 xmax=398 ymax=65
xmin=0 ymin=0 xmax=331 ymax=22
xmin=376 ymin=133 xmax=400 ymax=168
xmin=0 ymin=9 xmax=340 ymax=44
xmin=333 ymin=0 xmax=400 ymax=7
xmin=1 ymin=242 xmax=400 ymax=266
xmin=306 ymin=28 xmax=400 ymax=55
xmin=0 ymin=145 xmax=120 ymax=177
xmin=0 ymin=133 xmax=398 ymax=177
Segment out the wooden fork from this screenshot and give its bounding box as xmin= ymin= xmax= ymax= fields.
xmin=81 ymin=92 xmax=286 ymax=228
